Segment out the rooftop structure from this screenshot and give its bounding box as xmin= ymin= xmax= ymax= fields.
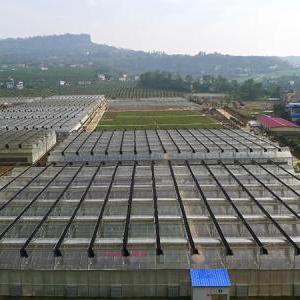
xmin=0 ymin=129 xmax=56 ymax=164
xmin=48 ymin=129 xmax=291 ymax=164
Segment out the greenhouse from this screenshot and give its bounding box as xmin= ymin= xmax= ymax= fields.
xmin=0 ymin=97 xmax=41 ymax=106
xmin=108 ymin=97 xmax=200 ymax=111
xmin=48 ymin=129 xmax=292 ymax=164
xmin=0 ymin=95 xmax=105 ymax=134
xmin=0 ymin=95 xmax=300 ymax=297
xmin=0 ymin=160 xmax=299 ymax=297
xmin=0 ymin=129 xmax=56 ymax=164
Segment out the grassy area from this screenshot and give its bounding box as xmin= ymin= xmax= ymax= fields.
xmin=96 ymin=111 xmax=222 ymax=130
xmin=272 ymin=135 xmax=300 ymax=159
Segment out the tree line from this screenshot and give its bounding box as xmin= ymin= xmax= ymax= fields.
xmin=139 ymin=71 xmax=282 ymax=101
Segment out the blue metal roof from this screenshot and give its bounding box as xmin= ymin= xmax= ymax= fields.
xmin=287 ymin=103 xmax=300 ymax=108
xmin=190 ymin=269 xmax=231 ymax=287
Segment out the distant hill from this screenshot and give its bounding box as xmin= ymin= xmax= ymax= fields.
xmin=282 ymin=56 xmax=300 ymax=67
xmin=0 ymin=33 xmax=292 ymax=77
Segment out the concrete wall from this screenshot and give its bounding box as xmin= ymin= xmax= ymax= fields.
xmin=192 ymin=287 xmax=229 ymax=300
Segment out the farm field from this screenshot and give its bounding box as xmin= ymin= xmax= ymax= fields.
xmin=96 ymin=111 xmax=223 ymax=130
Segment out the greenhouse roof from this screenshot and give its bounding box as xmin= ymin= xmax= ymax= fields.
xmin=0 ymin=160 xmax=299 ymax=270
xmin=0 ymin=95 xmax=105 ymax=133
xmin=48 ymin=129 xmax=290 ymax=163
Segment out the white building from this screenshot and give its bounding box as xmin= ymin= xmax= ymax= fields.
xmin=119 ymin=74 xmax=128 ymax=81
xmin=6 ymin=79 xmax=14 ymax=89
xmin=16 ymin=81 xmax=24 ymax=90
xmin=78 ymin=81 xmax=92 ymax=85
xmin=97 ymin=74 xmax=106 ymax=81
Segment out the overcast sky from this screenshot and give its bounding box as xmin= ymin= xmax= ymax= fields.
xmin=1 ymin=0 xmax=299 ymax=56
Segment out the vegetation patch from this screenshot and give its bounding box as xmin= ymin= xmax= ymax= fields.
xmin=273 ymin=135 xmax=300 ymax=159
xmin=0 ymin=77 xmax=182 ymax=99
xmin=96 ymin=111 xmax=222 ymax=130
xmin=139 ymin=71 xmax=282 ymax=101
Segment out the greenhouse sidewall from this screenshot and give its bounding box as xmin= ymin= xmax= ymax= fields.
xmin=0 ymin=269 xmax=299 ymax=297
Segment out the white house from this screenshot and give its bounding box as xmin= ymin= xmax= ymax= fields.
xmin=16 ymin=81 xmax=24 ymax=90
xmin=6 ymin=79 xmax=14 ymax=89
xmin=97 ymin=74 xmax=106 ymax=81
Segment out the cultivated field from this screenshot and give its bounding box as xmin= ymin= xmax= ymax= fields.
xmin=96 ymin=111 xmax=223 ymax=130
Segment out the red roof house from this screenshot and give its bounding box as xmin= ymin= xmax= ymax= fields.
xmin=258 ymin=115 xmax=300 ymax=134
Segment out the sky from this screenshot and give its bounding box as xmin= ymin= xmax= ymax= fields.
xmin=1 ymin=0 xmax=300 ymax=56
